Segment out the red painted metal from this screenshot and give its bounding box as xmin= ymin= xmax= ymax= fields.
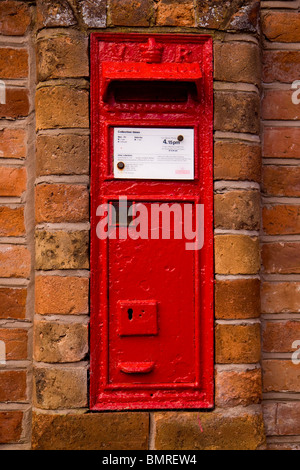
xmin=90 ymin=33 xmax=214 ymax=411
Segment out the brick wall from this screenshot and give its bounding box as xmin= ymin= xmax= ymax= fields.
xmin=261 ymin=0 xmax=300 ymax=451
xmin=0 ymin=0 xmax=35 ymax=449
xmin=0 ymin=0 xmax=298 ymax=451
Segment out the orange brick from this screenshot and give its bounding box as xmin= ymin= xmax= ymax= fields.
xmin=35 ymin=184 xmax=89 ymax=223
xmin=0 ymin=206 xmax=25 ymax=237
xmin=215 ymin=190 xmax=260 ymax=231
xmin=0 ymin=370 xmax=27 ymax=402
xmin=0 ymin=328 xmax=28 ymax=360
xmin=214 ymin=141 xmax=261 ymax=182
xmin=0 ymin=167 xmax=26 ymax=197
xmin=36 ymin=86 xmax=89 ymax=130
xmin=215 ymin=279 xmax=261 ymax=320
xmin=263 ymin=51 xmax=300 ymax=84
xmin=37 ymin=33 xmax=88 ymax=81
xmin=216 ymin=368 xmax=262 ymax=408
xmin=0 ymin=288 xmax=27 ymax=319
xmin=35 ymin=276 xmax=89 ymax=315
xmin=0 ymin=1 xmax=31 ymax=36
xmin=263 ymin=321 xmax=300 ymax=353
xmin=263 ymin=205 xmax=300 ymax=235
xmin=262 ymin=243 xmax=300 ymax=274
xmin=0 ymin=88 xmax=29 ymax=119
xmin=262 ymin=90 xmax=299 ymax=121
xmin=0 ymin=245 xmax=31 ymax=278
xmin=109 ymin=0 xmax=152 ymax=26
xmin=262 ymin=282 xmax=300 ymax=314
xmin=37 ymin=0 xmax=77 ymax=29
xmin=36 ymin=134 xmax=89 ymax=176
xmin=263 ymin=360 xmax=300 ymax=393
xmin=0 ymin=129 xmax=26 ymax=159
xmin=215 ymin=323 xmax=261 ymax=364
xmin=263 ymin=166 xmax=300 ymax=197
xmin=215 ymin=42 xmax=260 ymax=85
xmin=0 ymin=411 xmax=23 ymax=444
xmin=262 ymin=12 xmax=300 ymax=43
xmin=0 ymin=48 xmax=28 ymax=79
xmin=156 ymin=0 xmax=195 ymax=27
xmin=215 ymin=91 xmax=260 ymax=134
xmin=263 ymin=128 xmax=300 ymax=159
xmin=215 ymin=235 xmax=260 ymax=275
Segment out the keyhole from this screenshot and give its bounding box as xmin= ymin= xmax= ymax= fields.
xmin=128 ymin=308 xmax=133 ymax=321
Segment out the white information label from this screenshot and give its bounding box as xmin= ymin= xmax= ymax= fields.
xmin=114 ymin=127 xmax=194 ymax=180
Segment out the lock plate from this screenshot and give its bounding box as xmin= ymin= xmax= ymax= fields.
xmin=118 ymin=300 xmax=158 ymax=336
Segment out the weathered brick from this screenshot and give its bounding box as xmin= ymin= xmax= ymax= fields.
xmin=262 ymin=402 xmax=276 ymax=436
xmin=37 ymin=33 xmax=89 ymax=81
xmin=215 ymin=42 xmax=260 ymax=85
xmin=0 ymin=167 xmax=26 ymax=197
xmin=35 ymin=275 xmax=89 ymax=315
xmin=215 ymin=235 xmax=260 ymax=275
xmin=0 ymin=88 xmax=29 ymax=119
xmin=109 ymin=0 xmax=152 ymax=27
xmin=262 ymin=90 xmax=300 ymax=121
xmin=0 ymin=411 xmax=23 ymax=444
xmin=0 ymin=48 xmax=28 ymax=79
xmin=0 ymin=129 xmax=26 ymax=159
xmin=36 ymin=134 xmax=89 ymax=176
xmin=154 ymin=410 xmax=266 ymax=450
xmin=214 ymin=190 xmax=260 ymax=231
xmin=0 ymin=328 xmax=27 ymax=360
xmin=263 ymin=127 xmax=300 ymax=159
xmin=262 ymin=243 xmax=300 ymax=274
xmin=215 ymin=92 xmax=260 ymax=134
xmin=216 ymin=323 xmax=261 ymax=364
xmin=197 ymin=0 xmax=259 ymax=33
xmin=35 ymin=184 xmax=89 ymax=224
xmin=36 ymin=0 xmax=77 ymax=28
xmin=263 ymin=321 xmax=300 ymax=353
xmin=0 ymin=206 xmax=25 ymax=237
xmin=276 ymin=403 xmax=300 ymax=436
xmin=0 ymin=370 xmax=27 ymax=402
xmin=156 ymin=0 xmax=195 ymax=27
xmin=262 ymin=282 xmax=300 ymax=314
xmin=216 ymin=368 xmax=262 ymax=408
xmin=0 ymin=1 xmax=31 ymax=36
xmin=34 ymin=366 xmax=87 ymax=410
xmin=32 ymin=411 xmax=149 ymax=450
xmin=0 ymin=288 xmax=27 ymax=320
xmin=77 ymin=0 xmax=106 ymax=28
xmin=262 ymin=12 xmax=300 ymax=43
xmin=214 ymin=141 xmax=261 ymax=182
xmin=263 ymin=51 xmax=300 ymax=84
xmin=0 ymin=245 xmax=31 ymax=278
xmin=215 ymin=279 xmax=261 ymax=320
xmin=263 ymin=205 xmax=300 ymax=235
xmin=34 ymin=321 xmax=88 ymax=363
xmin=36 ymin=86 xmax=89 ymax=130
xmin=263 ymin=166 xmax=300 ymax=197
xmin=35 ymin=230 xmax=89 ymax=271
xmin=263 ymin=360 xmax=300 ymax=393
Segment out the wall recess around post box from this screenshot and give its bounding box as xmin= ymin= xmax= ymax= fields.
xmin=90 ymin=33 xmax=214 ymax=411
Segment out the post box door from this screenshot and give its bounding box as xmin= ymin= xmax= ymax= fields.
xmin=108 ymin=202 xmax=196 ymax=386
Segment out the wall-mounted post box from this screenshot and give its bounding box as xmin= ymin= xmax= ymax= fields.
xmin=90 ymin=33 xmax=214 ymax=410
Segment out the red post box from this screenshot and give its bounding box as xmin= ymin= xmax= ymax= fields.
xmin=90 ymin=33 xmax=214 ymax=410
